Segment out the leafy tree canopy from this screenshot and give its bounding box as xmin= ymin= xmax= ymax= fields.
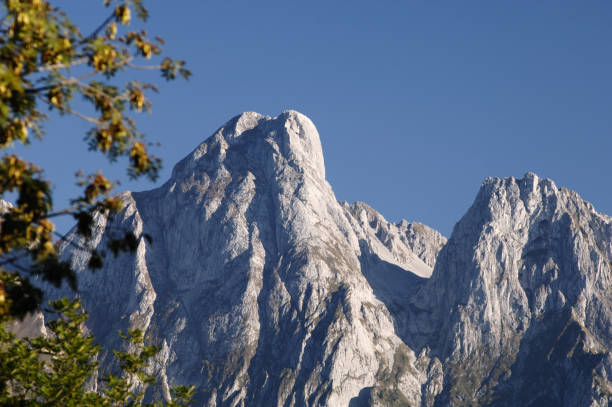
xmin=0 ymin=1 xmax=194 ymax=404
xmin=0 ymin=0 xmax=190 ymax=320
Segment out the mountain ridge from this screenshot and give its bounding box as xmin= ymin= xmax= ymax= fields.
xmin=31 ymin=110 xmax=612 ymax=406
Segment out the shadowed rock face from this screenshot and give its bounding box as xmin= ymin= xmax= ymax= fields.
xmin=52 ymin=111 xmax=612 ymax=406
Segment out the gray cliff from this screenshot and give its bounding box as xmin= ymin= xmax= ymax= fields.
xmin=413 ymin=173 xmax=612 ymax=406
xmin=51 ymin=111 xmax=611 ymax=406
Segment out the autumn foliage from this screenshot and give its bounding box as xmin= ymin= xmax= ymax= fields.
xmin=0 ymin=0 xmax=193 ymax=404
xmin=0 ymin=0 xmax=190 ymax=319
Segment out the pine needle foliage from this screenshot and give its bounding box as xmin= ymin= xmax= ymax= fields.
xmin=0 ymin=298 xmax=194 ymax=405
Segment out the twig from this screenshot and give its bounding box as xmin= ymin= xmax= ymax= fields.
xmin=126 ymin=62 xmax=162 ymax=70
xmin=1 ymin=260 xmax=32 ymax=275
xmin=52 ymin=231 xmax=90 ymax=253
xmin=35 ymin=57 xmax=88 ymax=73
xmin=45 ymin=204 xmax=86 ymax=220
xmin=79 ymin=13 xmax=115 ymax=45
xmin=63 ymin=106 xmax=100 ymax=125
xmin=26 ymin=56 xmax=134 ymax=94
xmin=0 ymin=251 xmax=30 ymax=267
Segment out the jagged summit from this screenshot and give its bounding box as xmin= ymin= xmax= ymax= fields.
xmin=170 ymin=110 xmax=326 ymax=185
xmin=412 ymin=171 xmax=612 ymax=406
xmin=472 ymin=172 xmax=606 ymax=231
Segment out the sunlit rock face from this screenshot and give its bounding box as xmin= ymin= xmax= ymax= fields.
xmin=56 ymin=111 xmax=612 ymax=406
xmin=414 ymin=173 xmax=612 ymax=407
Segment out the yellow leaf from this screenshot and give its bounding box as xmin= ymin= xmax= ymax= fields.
xmin=115 ymin=5 xmax=131 ymax=25
xmin=107 ymin=22 xmax=118 ymax=39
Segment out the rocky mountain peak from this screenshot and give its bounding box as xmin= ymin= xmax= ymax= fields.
xmin=169 ymin=110 xmax=326 ymax=187
xmin=49 ymin=110 xmax=451 ymax=406
xmin=415 ymin=172 xmax=612 ymax=405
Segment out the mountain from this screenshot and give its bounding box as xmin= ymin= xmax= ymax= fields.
xmin=53 ymin=111 xmax=612 ymax=406
xmin=415 ymin=173 xmax=612 ymax=406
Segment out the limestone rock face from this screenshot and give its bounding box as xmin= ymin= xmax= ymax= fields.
xmin=7 ymin=311 xmax=47 ymax=339
xmin=415 ymin=173 xmax=612 ymax=406
xmin=60 ymin=111 xmax=432 ymax=406
xmin=54 ymin=111 xmax=612 ymax=406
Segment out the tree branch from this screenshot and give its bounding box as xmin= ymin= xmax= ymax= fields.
xmin=52 ymin=231 xmax=90 ymax=253
xmin=35 ymin=57 xmax=88 ymax=73
xmin=45 ymin=204 xmax=87 ymax=220
xmin=2 ymin=261 xmax=32 ymax=275
xmin=126 ymin=61 xmax=163 ymax=71
xmin=62 ymin=106 xmax=100 ymax=125
xmin=79 ymin=13 xmax=115 ymax=45
xmin=26 ymin=57 xmax=134 ymax=94
xmin=0 ymin=252 xmax=29 ymax=268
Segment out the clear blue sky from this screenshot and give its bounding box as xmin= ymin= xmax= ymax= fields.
xmin=12 ymin=1 xmax=612 ymax=236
